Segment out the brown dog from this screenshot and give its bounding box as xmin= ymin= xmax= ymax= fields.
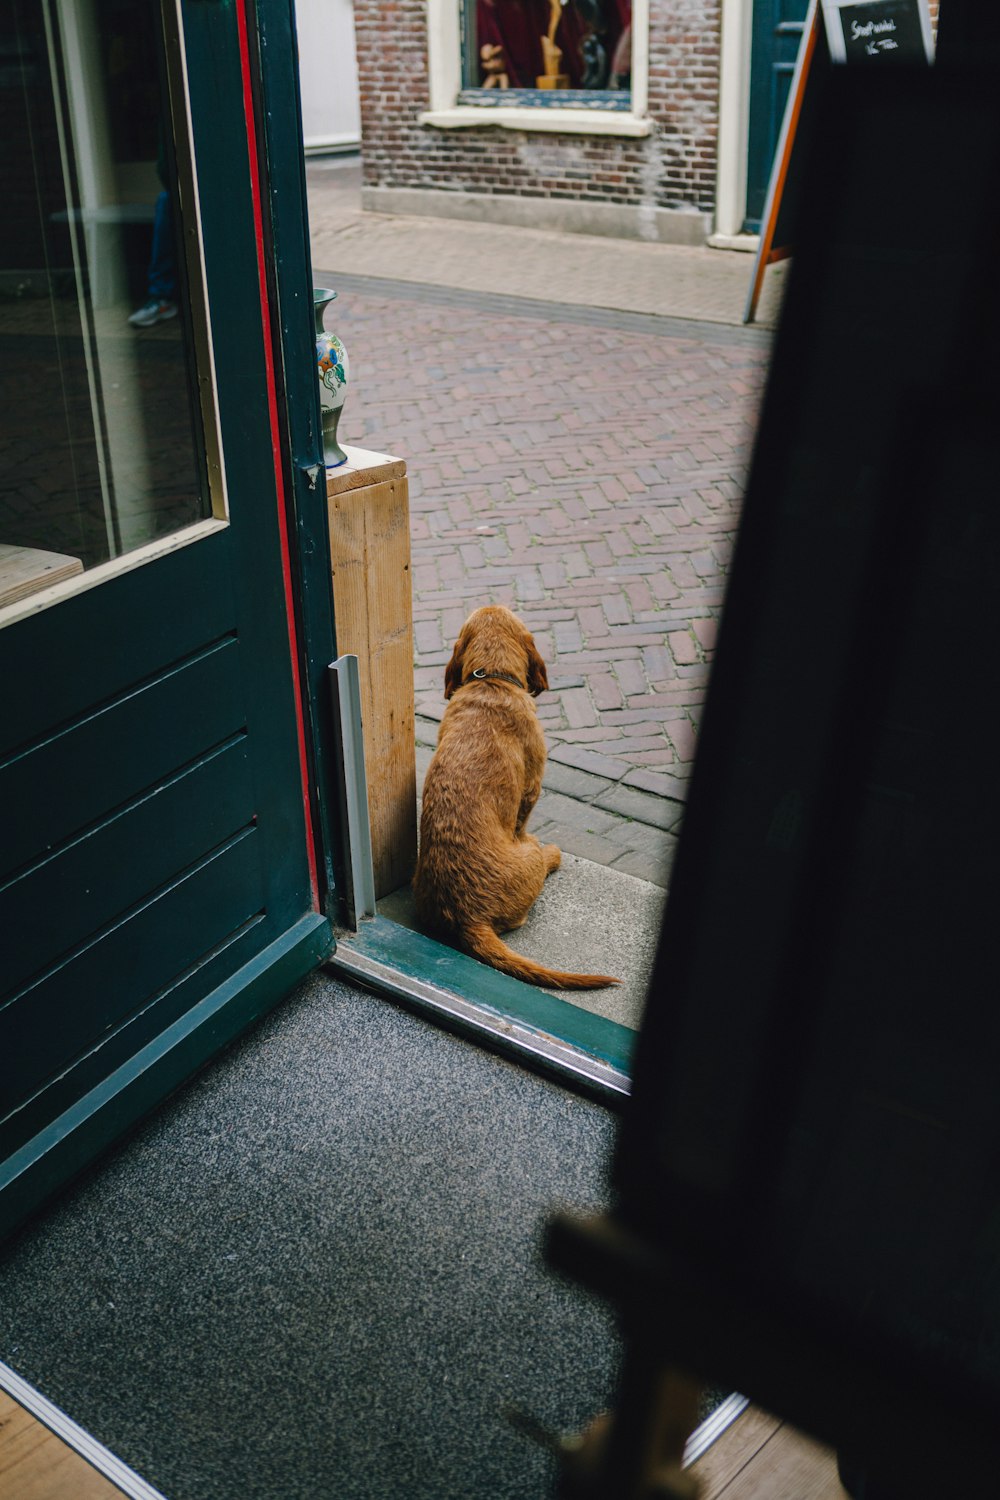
xmin=413 ymin=605 xmax=619 ymax=989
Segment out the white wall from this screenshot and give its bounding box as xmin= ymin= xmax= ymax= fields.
xmin=296 ymin=0 xmax=362 ymax=153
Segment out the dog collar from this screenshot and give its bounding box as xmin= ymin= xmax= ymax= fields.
xmin=467 ymin=668 xmax=526 ymax=689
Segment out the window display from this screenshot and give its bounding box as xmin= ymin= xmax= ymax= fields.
xmin=463 ymin=0 xmax=632 ymax=96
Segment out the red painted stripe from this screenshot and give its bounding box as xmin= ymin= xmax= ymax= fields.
xmin=234 ymin=0 xmax=321 ymax=909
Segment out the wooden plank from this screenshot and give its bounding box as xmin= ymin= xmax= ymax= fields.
xmin=0 ymin=546 xmax=83 ymax=608
xmin=690 ymin=1408 xmax=846 ymax=1500
xmin=0 ymin=1391 xmax=127 ymax=1499
xmin=690 ymin=1406 xmax=783 ymax=1498
xmin=328 ymin=457 xmax=417 ymax=899
xmin=326 ymin=444 xmax=407 ymax=497
xmin=714 ymin=1421 xmax=844 ymax=1498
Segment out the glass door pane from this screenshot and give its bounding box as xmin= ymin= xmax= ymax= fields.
xmin=1 ymin=0 xmax=219 ymax=614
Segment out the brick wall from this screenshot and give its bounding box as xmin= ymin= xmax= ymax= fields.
xmin=648 ymin=1 xmax=721 ymax=211
xmin=354 ymin=0 xmax=722 ymax=217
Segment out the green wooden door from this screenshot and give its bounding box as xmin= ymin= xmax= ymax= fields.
xmin=745 ymin=0 xmax=810 ymax=230
xmin=0 ymin=0 xmax=333 ymax=1236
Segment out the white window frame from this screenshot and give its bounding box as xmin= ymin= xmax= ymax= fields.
xmin=420 ymin=0 xmax=652 ymax=137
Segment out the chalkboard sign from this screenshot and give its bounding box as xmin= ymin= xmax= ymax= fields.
xmin=743 ymin=0 xmax=933 ymax=322
xmin=824 ymin=0 xmax=934 ymax=64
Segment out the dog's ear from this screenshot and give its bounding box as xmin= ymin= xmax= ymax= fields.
xmin=444 ymin=630 xmax=466 ymax=699
xmin=525 ymin=633 xmax=549 ymax=697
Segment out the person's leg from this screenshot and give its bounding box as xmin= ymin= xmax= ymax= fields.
xmin=129 ymin=190 xmax=178 ymax=325
xmin=147 ymin=189 xmax=178 ymax=303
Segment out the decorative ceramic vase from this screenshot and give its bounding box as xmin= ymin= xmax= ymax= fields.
xmin=314 ymin=287 xmax=350 ymax=467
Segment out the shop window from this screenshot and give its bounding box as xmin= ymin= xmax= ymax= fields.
xmin=460 ymin=0 xmax=632 ymax=108
xmin=423 ymin=0 xmax=650 ymax=135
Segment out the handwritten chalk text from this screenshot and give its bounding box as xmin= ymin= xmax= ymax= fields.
xmin=851 ymin=16 xmax=898 ymax=39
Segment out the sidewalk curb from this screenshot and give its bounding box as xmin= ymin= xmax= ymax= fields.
xmin=316 ymin=270 xmax=777 ymax=343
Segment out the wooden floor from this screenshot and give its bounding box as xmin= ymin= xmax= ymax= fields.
xmin=0 ymin=1386 xmax=847 ymax=1499
xmin=690 ymin=1404 xmax=848 ymax=1499
xmin=0 ymin=1392 xmax=128 ymax=1500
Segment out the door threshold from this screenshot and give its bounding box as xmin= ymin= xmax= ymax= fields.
xmin=0 ymin=1359 xmax=167 ymax=1500
xmin=328 ymin=914 xmax=634 ymax=1103
xmin=0 ymin=1357 xmax=745 ymax=1493
xmin=684 ymin=1392 xmax=750 ymax=1466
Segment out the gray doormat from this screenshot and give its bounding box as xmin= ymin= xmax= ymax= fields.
xmin=0 ymin=974 xmax=624 ymax=1499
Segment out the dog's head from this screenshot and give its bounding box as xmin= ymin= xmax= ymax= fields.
xmin=444 ymin=605 xmax=549 ymax=699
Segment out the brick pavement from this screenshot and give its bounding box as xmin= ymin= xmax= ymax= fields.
xmin=309 ymin=159 xmax=776 ymax=886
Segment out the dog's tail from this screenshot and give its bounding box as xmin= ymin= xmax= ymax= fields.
xmin=461 ymin=921 xmax=620 ymax=990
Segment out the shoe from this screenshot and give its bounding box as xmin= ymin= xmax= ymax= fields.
xmin=128 ymin=298 xmax=178 ymax=327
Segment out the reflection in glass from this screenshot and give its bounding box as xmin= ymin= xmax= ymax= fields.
xmin=467 ymin=0 xmax=632 ymax=91
xmin=1 ymin=0 xmax=210 ymax=605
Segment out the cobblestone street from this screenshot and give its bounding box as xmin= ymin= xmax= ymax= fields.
xmin=311 ymin=158 xmax=781 ymax=885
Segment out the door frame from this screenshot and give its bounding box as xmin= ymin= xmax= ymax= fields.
xmin=243 ymin=0 xmax=342 ymax=922
xmin=714 ymin=0 xmax=755 ymax=244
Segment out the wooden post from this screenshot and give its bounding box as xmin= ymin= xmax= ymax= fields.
xmin=326 ymin=446 xmax=417 ymax=900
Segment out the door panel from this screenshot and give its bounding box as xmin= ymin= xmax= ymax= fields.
xmin=745 ymin=0 xmax=810 ymax=230
xmin=0 ymin=737 xmax=253 ymax=1000
xmin=0 ymin=911 xmax=290 ymax=1168
xmin=0 ymin=0 xmax=333 ymax=1235
xmin=1 ymin=828 xmax=264 ymax=1113
xmin=0 ymin=528 xmax=234 ymax=751
xmin=2 ymin=636 xmax=245 ymax=870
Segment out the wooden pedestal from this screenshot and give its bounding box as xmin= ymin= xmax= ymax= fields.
xmin=326 ymin=446 xmax=417 ymax=900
